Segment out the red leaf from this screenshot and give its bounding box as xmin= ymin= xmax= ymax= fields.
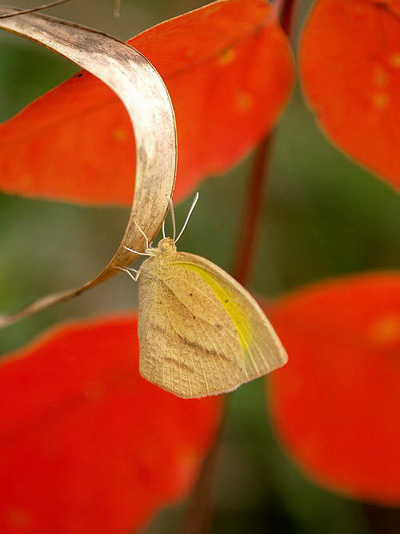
xmin=300 ymin=0 xmax=400 ymax=190
xmin=0 ymin=314 xmax=221 ymax=533
xmin=269 ymin=273 xmax=400 ymax=504
xmin=0 ymin=0 xmax=294 ymax=205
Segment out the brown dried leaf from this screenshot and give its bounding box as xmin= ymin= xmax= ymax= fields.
xmin=0 ymin=7 xmax=177 ymax=327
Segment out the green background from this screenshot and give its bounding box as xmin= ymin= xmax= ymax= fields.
xmin=1 ymin=1 xmax=400 ymax=533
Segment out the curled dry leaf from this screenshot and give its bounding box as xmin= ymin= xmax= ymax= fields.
xmin=0 ymin=314 xmax=222 ymax=533
xmin=0 ymin=8 xmax=177 ymax=327
xmin=269 ymin=272 xmax=400 ymax=504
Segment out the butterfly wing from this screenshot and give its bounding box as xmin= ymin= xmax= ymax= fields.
xmin=138 ymin=251 xmax=287 ymax=398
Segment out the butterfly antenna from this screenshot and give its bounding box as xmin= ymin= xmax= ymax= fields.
xmin=167 ymin=197 xmax=177 ymax=242
xmin=113 ymin=0 xmax=121 ymax=17
xmin=175 ymin=192 xmax=199 ymax=244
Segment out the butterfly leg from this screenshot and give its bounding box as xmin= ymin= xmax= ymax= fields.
xmin=114 ymin=266 xmax=140 ymax=282
xmin=123 ymin=245 xmax=152 ymax=257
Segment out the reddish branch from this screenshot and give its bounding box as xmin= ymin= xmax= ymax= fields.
xmin=183 ymin=0 xmax=296 ymax=532
xmin=232 ymin=135 xmax=272 ymax=285
xmin=232 ymin=0 xmax=295 ymax=286
xmin=182 ymin=407 xmax=228 ymax=534
xmin=274 ymin=0 xmax=295 ymax=35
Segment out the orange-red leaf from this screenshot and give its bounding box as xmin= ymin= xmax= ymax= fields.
xmin=0 ymin=315 xmax=221 ymax=533
xmin=300 ymin=0 xmax=400 ymax=190
xmin=0 ymin=0 xmax=294 ymax=205
xmin=269 ymin=273 xmax=400 ymax=504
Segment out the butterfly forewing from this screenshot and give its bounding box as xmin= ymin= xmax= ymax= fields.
xmin=138 ymin=251 xmax=287 ymax=398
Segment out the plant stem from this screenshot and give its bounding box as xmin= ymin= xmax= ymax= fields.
xmin=279 ymin=0 xmax=296 ymax=35
xmin=363 ymin=503 xmax=400 ymax=534
xmin=181 ymin=402 xmax=228 ymax=534
xmin=232 ymin=0 xmax=296 ymax=287
xmin=182 ymin=1 xmax=296 ymax=531
xmin=232 ymin=134 xmax=272 ymax=286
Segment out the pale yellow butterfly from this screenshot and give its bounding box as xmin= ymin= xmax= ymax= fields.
xmin=123 ymin=194 xmax=287 ymax=399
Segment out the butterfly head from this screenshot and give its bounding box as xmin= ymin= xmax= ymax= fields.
xmin=156 ymin=237 xmax=177 ymax=254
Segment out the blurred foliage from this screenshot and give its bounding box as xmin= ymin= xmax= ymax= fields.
xmin=1 ymin=1 xmax=399 ymax=533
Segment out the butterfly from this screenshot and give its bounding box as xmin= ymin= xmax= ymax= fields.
xmin=123 ymin=194 xmax=287 ymax=398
